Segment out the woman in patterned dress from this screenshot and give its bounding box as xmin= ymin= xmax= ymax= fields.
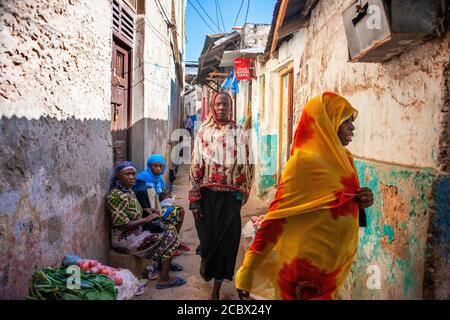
xmin=106 ymin=161 xmax=186 ymax=289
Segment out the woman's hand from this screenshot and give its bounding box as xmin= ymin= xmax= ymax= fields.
xmin=161 ymin=190 xmax=170 ymax=200
xmin=143 ymin=208 xmax=161 ymax=221
xmin=355 ymin=187 xmax=374 ymax=209
xmin=237 ymin=289 xmax=252 ymax=300
xmin=191 ymin=208 xmax=203 ymax=220
xmin=190 ymin=201 xmax=203 ymax=220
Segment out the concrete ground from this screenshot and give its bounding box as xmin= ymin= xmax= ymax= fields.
xmin=135 ymin=165 xmax=269 ymax=300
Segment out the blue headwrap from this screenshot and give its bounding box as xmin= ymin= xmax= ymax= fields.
xmin=133 ymin=154 xmax=166 ymax=195
xmin=110 ymin=161 xmax=137 ymax=192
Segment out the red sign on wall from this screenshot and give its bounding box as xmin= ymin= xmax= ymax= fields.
xmin=233 ymin=58 xmax=252 ymax=80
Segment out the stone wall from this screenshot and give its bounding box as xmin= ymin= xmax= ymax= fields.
xmin=295 ymin=0 xmax=449 ymax=299
xmin=0 ymin=0 xmax=113 ymax=299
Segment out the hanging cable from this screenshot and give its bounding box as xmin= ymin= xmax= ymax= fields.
xmin=188 ymin=0 xmax=218 ymax=33
xmin=233 ymin=0 xmax=245 ymax=28
xmin=154 ymin=0 xmax=172 ymax=27
xmin=244 ymin=0 xmax=250 ymax=26
xmin=216 ymin=0 xmax=227 ymax=32
xmin=215 ymin=0 xmax=220 ymax=33
xmin=194 ymin=0 xmax=221 ymax=33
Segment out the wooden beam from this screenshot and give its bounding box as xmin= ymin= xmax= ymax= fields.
xmin=171 ymin=0 xmax=183 ymax=86
xmin=270 ymin=0 xmax=289 ymax=57
xmin=278 ymin=19 xmax=307 ymax=39
xmin=204 ymin=81 xmax=218 ymax=92
xmin=209 ymin=72 xmax=229 ymax=77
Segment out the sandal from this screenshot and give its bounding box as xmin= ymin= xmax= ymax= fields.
xmin=169 ymin=262 xmax=183 ymax=272
xmin=156 ymin=276 xmax=186 ymax=289
xmin=178 ymin=242 xmax=191 ymax=251
xmin=145 ymin=265 xmax=159 ymax=280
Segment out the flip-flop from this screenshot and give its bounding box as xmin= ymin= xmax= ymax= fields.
xmin=169 ymin=262 xmax=183 ymax=272
xmin=145 ymin=265 xmax=159 ymax=280
xmin=156 ymin=276 xmax=186 ymax=289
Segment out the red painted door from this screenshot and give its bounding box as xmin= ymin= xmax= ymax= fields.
xmin=111 ymin=41 xmax=130 ymax=166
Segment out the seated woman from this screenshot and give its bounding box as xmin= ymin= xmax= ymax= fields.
xmin=106 ymin=161 xmax=186 ymax=289
xmin=133 ymin=154 xmax=191 ymax=252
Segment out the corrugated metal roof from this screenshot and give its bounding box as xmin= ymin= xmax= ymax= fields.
xmin=196 ymin=32 xmax=241 ymax=85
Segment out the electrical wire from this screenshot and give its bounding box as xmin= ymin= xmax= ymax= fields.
xmin=232 ymin=0 xmax=245 ymax=28
xmin=154 ymin=0 xmax=172 ymax=27
xmin=216 ymin=0 xmax=227 ymax=32
xmin=187 ymin=0 xmax=218 ymax=33
xmin=244 ymin=0 xmax=251 ymax=26
xmin=215 ymin=0 xmax=220 ymax=33
xmin=194 ymin=0 xmax=221 ymax=33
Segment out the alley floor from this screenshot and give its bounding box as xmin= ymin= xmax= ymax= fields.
xmin=134 ymin=165 xmax=269 ymax=300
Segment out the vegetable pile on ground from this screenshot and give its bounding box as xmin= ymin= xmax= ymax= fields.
xmin=28 ymin=267 xmax=118 ymax=300
xmin=75 ymin=259 xmax=123 ymax=285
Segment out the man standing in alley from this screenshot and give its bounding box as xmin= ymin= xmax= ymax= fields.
xmin=189 ymin=91 xmax=254 ymax=300
xmin=184 ymin=115 xmax=193 ymax=137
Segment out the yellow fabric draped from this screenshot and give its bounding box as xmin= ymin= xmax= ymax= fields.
xmin=235 ymin=92 xmax=361 ymax=300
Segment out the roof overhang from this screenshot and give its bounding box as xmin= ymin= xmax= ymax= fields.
xmin=219 ymin=47 xmax=265 ymax=67
xmin=264 ymin=0 xmax=319 ymax=59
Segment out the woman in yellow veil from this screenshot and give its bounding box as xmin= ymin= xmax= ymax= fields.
xmin=235 ymin=92 xmax=374 ymax=300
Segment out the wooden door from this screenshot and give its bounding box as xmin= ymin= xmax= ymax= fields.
xmin=111 ymin=41 xmax=131 ymax=166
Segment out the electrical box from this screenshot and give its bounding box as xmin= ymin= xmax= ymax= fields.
xmin=342 ymin=0 xmax=444 ymax=62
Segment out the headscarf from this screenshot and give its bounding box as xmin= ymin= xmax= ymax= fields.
xmin=134 ymin=154 xmax=166 ymax=195
xmin=235 ymin=92 xmax=361 ymax=300
xmin=266 ymin=91 xmax=359 ymax=220
xmin=210 ymin=92 xmax=236 ymax=126
xmin=109 ymin=161 xmax=137 ymax=192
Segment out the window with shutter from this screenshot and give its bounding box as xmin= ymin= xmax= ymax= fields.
xmin=113 ymin=0 xmax=135 ymax=47
xmin=123 ymin=0 xmax=137 ymax=12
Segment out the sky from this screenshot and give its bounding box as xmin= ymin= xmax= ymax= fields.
xmin=185 ymin=0 xmax=276 ymax=62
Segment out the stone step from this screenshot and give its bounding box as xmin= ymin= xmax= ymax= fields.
xmin=107 ymin=250 xmax=149 ymax=278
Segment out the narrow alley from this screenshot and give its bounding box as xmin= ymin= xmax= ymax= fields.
xmin=134 ymin=165 xmax=269 ymax=300
xmin=0 ymin=0 xmax=449 ymax=303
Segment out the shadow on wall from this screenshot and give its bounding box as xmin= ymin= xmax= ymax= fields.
xmin=129 ymin=117 xmax=171 ymax=172
xmin=0 ymin=115 xmax=113 ymax=299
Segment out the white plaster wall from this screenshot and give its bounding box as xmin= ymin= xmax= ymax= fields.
xmin=258 ymin=28 xmax=308 ymax=136
xmin=0 ymin=0 xmax=112 ymax=121
xmin=296 ymin=0 xmax=449 ymax=170
xmin=0 ymin=0 xmax=113 ymax=299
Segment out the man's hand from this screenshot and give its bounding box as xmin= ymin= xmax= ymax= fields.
xmin=355 ymin=187 xmax=374 ymax=209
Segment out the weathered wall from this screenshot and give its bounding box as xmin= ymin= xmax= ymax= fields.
xmin=339 ymin=160 xmax=433 ymax=299
xmin=253 ymin=29 xmax=308 ymax=197
xmin=240 ymin=23 xmax=271 ymax=50
xmin=294 ymin=0 xmax=449 ymax=299
xmin=131 ymin=0 xmax=184 ymax=171
xmin=184 ymin=86 xmax=202 ymax=116
xmin=0 ymin=0 xmax=113 ymax=299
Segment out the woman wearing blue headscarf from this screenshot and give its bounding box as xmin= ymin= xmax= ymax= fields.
xmin=133 ymin=155 xmax=191 ymax=252
xmin=106 ymin=161 xmax=186 ymax=289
